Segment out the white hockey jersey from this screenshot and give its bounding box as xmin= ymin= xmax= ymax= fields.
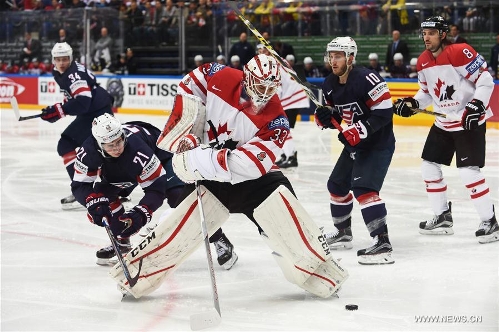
xmin=176 ymin=63 xmax=290 ymax=184
xmin=414 ymin=43 xmax=494 ymax=132
xmin=277 ymin=66 xmax=310 ymax=111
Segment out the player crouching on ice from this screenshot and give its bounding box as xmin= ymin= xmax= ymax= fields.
xmin=71 ymin=114 xmax=188 ymax=265
xmin=109 ymin=54 xmax=348 ymax=299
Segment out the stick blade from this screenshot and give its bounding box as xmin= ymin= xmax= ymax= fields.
xmin=190 ymin=309 xmax=221 ymax=331
xmin=10 ymin=96 xmax=21 ymax=121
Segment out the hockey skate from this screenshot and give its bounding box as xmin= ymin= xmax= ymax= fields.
xmin=214 ymin=233 xmax=238 ymax=270
xmin=475 ymin=214 xmax=499 ymax=244
xmin=323 ymin=226 xmax=353 ymax=250
xmin=276 ymin=151 xmax=298 ymax=169
xmin=61 ymin=194 xmax=84 ymax=211
xmin=357 ymin=233 xmax=394 ymax=265
xmin=96 ymin=237 xmax=132 ymax=266
xmin=419 ymin=202 xmax=453 ymax=235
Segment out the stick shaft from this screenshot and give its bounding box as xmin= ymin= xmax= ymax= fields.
xmin=227 ymin=2 xmax=342 ymax=131
xmin=196 ymin=182 xmax=221 ymax=316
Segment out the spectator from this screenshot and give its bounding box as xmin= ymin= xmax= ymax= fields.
xmin=116 ymin=48 xmax=137 ymax=75
xmin=230 ymin=55 xmax=242 ymax=70
xmin=449 ymin=24 xmax=467 ymax=44
xmin=194 ymin=54 xmax=204 ymax=67
xmin=286 ymin=54 xmax=307 ymax=81
xmin=389 ymin=53 xmax=408 ymax=78
xmin=285 ymin=54 xmax=295 ymax=67
xmin=216 ymin=55 xmax=227 ymax=65
xmin=273 ymin=40 xmax=294 ymax=59
xmin=58 ymin=28 xmax=73 ymax=47
xmin=303 ymin=56 xmax=321 ymax=78
xmin=229 ymin=32 xmax=255 ymax=66
xmin=126 ymin=0 xmax=145 ymax=47
xmin=20 ymin=32 xmax=42 ymax=63
xmin=408 ymin=57 xmax=417 ymax=78
xmin=163 ymin=0 xmax=179 ymax=45
xmin=93 ymin=27 xmax=113 ymax=71
xmin=366 ymin=53 xmax=385 ymax=74
xmin=490 ymin=32 xmax=499 ymax=80
xmin=385 ymin=30 xmax=409 ymax=70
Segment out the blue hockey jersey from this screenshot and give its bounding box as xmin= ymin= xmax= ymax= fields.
xmin=52 ymin=61 xmax=113 ymax=116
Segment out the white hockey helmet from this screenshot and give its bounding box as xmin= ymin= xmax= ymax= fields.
xmin=243 ymin=54 xmax=281 ymax=111
xmin=368 ymin=53 xmax=378 ymax=61
xmin=91 ymin=114 xmax=125 ymax=156
xmin=393 ymin=53 xmax=404 ymax=61
xmin=51 ymin=42 xmax=73 ymax=62
xmin=326 ymin=36 xmax=357 ymax=61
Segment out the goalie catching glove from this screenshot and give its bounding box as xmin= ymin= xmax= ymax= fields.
xmin=118 ymin=205 xmax=152 ymax=238
xmin=462 ymin=99 xmax=485 ymax=131
xmin=393 ymin=97 xmax=418 ymax=117
xmin=172 ymin=145 xmax=231 ymax=183
xmin=41 ymin=103 xmax=65 ymax=123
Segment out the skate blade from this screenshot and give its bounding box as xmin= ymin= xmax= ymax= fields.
xmin=220 ymin=252 xmax=238 ymax=270
xmin=96 ymin=257 xmax=118 ymax=266
xmin=419 ymin=227 xmax=454 ymax=235
xmin=358 ymin=252 xmax=394 ymax=265
xmin=327 ymin=241 xmax=353 ymax=250
xmin=478 ymin=232 xmax=499 ymax=244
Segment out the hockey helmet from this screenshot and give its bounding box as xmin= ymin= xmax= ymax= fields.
xmin=243 ymin=54 xmax=281 ymax=112
xmin=51 ymin=42 xmax=73 ymax=62
xmin=91 ymin=114 xmax=125 ymax=156
xmin=420 ymin=16 xmax=449 ymax=38
xmin=325 ymin=36 xmax=357 ymax=61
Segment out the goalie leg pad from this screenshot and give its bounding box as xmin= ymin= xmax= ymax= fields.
xmin=109 ymin=185 xmax=229 ymax=299
xmin=157 ymin=93 xmax=206 ymax=152
xmin=254 ymin=185 xmax=348 ymax=298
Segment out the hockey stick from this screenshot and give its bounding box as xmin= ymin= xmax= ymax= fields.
xmin=102 ymin=217 xmax=141 ymax=290
xmin=190 ymin=182 xmax=222 ymax=331
xmin=411 ymin=107 xmax=461 ymax=121
xmin=226 ymin=1 xmax=342 ymax=131
xmin=10 ymin=97 xmax=43 ymax=121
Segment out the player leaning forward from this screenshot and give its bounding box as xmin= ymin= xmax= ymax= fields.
xmin=42 ymin=42 xmax=114 ymax=209
xmin=315 ymin=37 xmax=396 ymax=265
xmin=394 ymin=16 xmax=498 ymax=243
xmin=109 ymin=54 xmax=348 ymax=299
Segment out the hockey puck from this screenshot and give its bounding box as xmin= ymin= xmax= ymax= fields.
xmin=345 ymin=304 xmax=358 ymax=311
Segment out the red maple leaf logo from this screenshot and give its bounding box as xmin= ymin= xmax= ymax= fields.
xmin=434 ymin=78 xmax=445 ymax=98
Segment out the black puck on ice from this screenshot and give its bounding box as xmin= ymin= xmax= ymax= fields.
xmin=345 ymin=304 xmax=358 ymax=311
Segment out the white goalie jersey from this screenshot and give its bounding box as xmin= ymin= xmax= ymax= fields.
xmin=164 ymin=63 xmax=291 ymax=184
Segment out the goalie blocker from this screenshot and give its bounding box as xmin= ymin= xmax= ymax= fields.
xmin=110 ymin=185 xmax=348 ymax=299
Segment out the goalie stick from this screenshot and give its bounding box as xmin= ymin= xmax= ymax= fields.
xmin=190 ymin=182 xmax=222 ymax=331
xmin=10 ymin=97 xmax=43 ymax=121
xmin=226 ymin=1 xmax=342 ymax=132
xmin=102 ymin=217 xmax=141 ymax=292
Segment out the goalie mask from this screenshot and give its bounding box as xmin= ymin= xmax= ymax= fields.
xmin=92 ymin=114 xmax=126 ymax=157
xmin=243 ymin=54 xmax=281 ymax=112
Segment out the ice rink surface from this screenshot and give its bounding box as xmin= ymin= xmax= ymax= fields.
xmin=1 ymin=108 xmax=498 ymax=331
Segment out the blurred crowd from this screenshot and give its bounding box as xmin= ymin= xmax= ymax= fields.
xmin=0 ymin=0 xmax=498 ymax=77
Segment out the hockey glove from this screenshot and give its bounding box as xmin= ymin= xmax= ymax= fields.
xmin=339 ymin=121 xmax=368 ymax=147
xmin=176 ymin=134 xmax=201 ymax=153
xmin=86 ymin=193 xmax=112 ymax=227
xmin=314 ymin=105 xmax=335 ymax=129
xmin=119 ymin=205 xmax=152 ymax=238
xmin=172 ymin=145 xmax=231 ymax=183
xmin=393 ymin=97 xmax=418 ymax=117
xmin=462 ymin=99 xmax=485 ymax=131
xmin=41 ymin=103 xmax=65 ymax=123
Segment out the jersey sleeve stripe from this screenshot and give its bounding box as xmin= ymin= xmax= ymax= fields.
xmin=238 ymin=147 xmax=266 ymax=175
xmin=252 ymin=141 xmax=277 ymax=161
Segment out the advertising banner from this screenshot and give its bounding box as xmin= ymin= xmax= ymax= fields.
xmin=0 ymin=76 xmax=38 ymax=104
